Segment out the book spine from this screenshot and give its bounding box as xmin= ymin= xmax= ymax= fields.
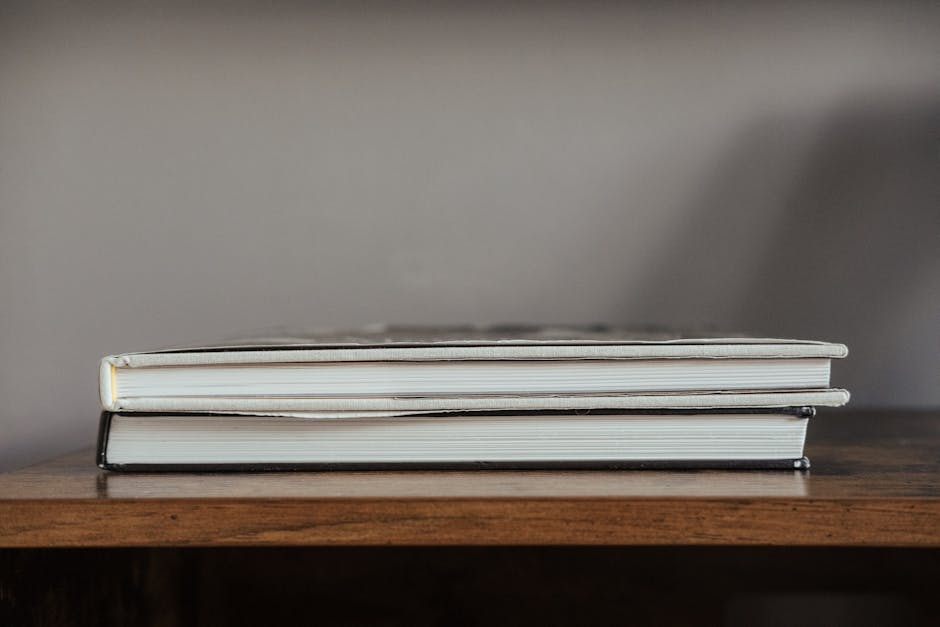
xmin=99 ymin=358 xmax=118 ymax=411
xmin=96 ymin=412 xmax=114 ymax=470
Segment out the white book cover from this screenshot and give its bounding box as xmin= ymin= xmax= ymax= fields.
xmin=100 ymin=325 xmax=849 ymax=413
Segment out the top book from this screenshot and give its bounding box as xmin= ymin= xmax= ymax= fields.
xmin=99 ymin=325 xmax=849 ymax=414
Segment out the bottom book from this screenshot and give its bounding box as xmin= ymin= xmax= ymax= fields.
xmin=97 ymin=408 xmax=814 ymax=471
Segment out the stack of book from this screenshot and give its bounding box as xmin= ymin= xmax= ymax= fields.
xmin=96 ymin=326 xmax=849 ymax=470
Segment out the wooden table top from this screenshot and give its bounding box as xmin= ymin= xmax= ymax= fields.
xmin=1 ymin=410 xmax=937 ymax=547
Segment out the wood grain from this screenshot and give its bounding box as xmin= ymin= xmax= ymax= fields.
xmin=1 ymin=410 xmax=937 ymax=547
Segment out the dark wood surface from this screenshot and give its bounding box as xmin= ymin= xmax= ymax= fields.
xmin=0 ymin=410 xmax=937 ymax=547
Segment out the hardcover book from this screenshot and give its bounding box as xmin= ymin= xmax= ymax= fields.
xmin=97 ymin=407 xmax=816 ymax=471
xmin=99 ymin=325 xmax=849 ymax=414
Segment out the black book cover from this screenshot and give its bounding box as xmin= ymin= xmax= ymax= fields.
xmin=97 ymin=408 xmax=813 ymax=472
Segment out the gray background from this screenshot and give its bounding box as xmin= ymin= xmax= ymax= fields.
xmin=1 ymin=1 xmax=938 ymax=470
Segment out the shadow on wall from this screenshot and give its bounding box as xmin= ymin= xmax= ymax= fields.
xmin=626 ymin=90 xmax=940 ymax=407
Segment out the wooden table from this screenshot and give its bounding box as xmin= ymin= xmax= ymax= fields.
xmin=1 ymin=410 xmax=937 ymax=547
xmin=2 ymin=410 xmax=938 ymax=625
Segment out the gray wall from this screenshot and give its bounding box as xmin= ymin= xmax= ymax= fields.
xmin=2 ymin=2 xmax=938 ymax=470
